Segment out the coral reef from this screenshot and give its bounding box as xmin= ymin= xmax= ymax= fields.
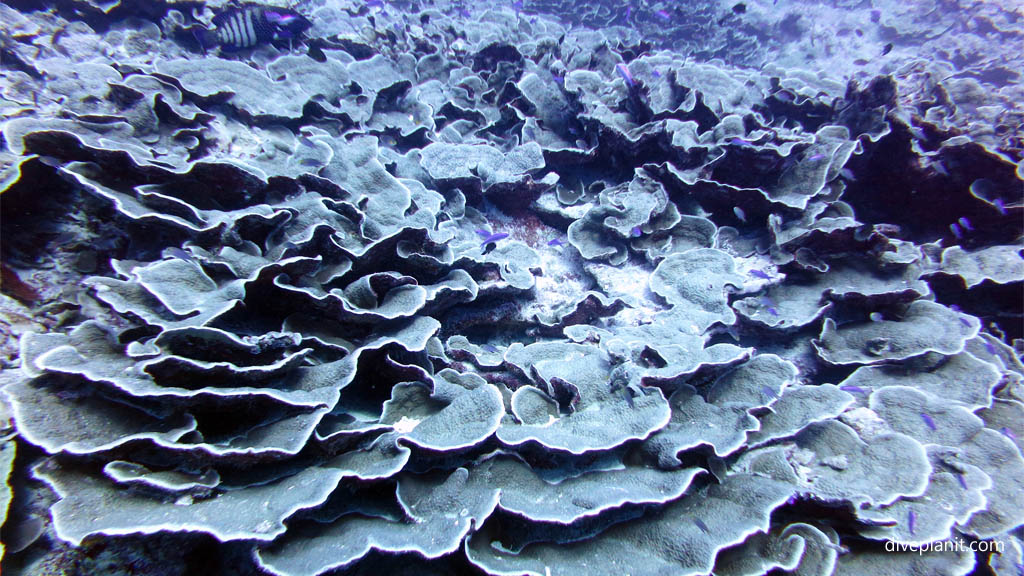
xmin=1 ymin=0 xmax=1022 ymax=575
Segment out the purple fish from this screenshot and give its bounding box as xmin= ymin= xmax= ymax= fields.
xmin=921 ymin=412 xmax=937 ymax=431
xmin=480 ymin=232 xmax=509 ymax=246
xmin=993 ymin=198 xmax=1007 ymax=215
xmin=615 ymin=63 xmax=635 ymax=87
xmin=956 ymin=473 xmax=968 ymax=490
xmin=774 ymin=91 xmax=794 ymax=102
xmin=1001 ymin=427 xmax=1017 ymax=441
xmin=693 ymin=518 xmax=709 ymax=533
xmin=950 ymin=222 xmax=963 ymax=239
xmin=949 ymin=304 xmax=962 ymax=312
xmin=655 ymin=9 xmax=671 ymax=20
xmin=959 ymin=316 xmax=972 ymax=328
xmin=760 ymin=385 xmax=778 ymax=399
xmin=551 ymin=72 xmax=564 ymax=85
xmin=630 ymin=226 xmax=642 ymax=237
xmin=626 ymin=6 xmax=631 ymax=19
xmin=958 ymin=216 xmax=973 ymax=231
xmin=512 ymin=0 xmax=523 ymax=10
xmin=807 ymin=153 xmax=826 ymax=162
xmin=481 ymin=344 xmax=499 ymax=353
xmin=907 ymin=509 xmax=917 ymax=535
xmin=547 ymin=238 xmax=567 ymax=247
xmin=459 ymin=8 xmax=472 ymax=17
xmin=840 ymin=385 xmax=867 ymax=395
xmin=730 ymin=137 xmax=754 ymax=147
xmin=475 ymin=229 xmax=492 ymax=239
xmin=749 ymin=269 xmax=771 ymax=280
xmin=651 ymin=69 xmax=661 ymax=78
xmin=760 ymin=297 xmax=779 ymax=316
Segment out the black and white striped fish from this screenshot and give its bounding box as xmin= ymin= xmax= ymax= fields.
xmin=195 ymin=5 xmax=312 ymax=52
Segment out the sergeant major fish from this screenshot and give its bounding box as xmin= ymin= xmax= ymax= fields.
xmin=195 ymin=5 xmax=312 ymax=53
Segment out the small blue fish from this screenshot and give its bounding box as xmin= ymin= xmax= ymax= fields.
xmin=949 ymin=304 xmax=962 ymax=312
xmin=869 ymin=312 xmax=884 ymax=322
xmin=958 ymin=217 xmax=973 ymax=231
xmin=299 ymin=157 xmax=325 ymax=167
xmin=807 ymin=153 xmax=826 ymax=162
xmin=749 ymin=269 xmax=771 ymax=280
xmin=480 ymin=344 xmax=498 ymax=353
xmin=907 ymin=509 xmax=917 ymax=535
xmin=759 ymin=297 xmax=779 ymax=316
xmin=733 ymin=206 xmax=747 ymax=222
xmin=480 ymin=232 xmax=509 ymax=246
xmin=1001 ymin=427 xmax=1017 ymax=441
xmin=693 ymin=518 xmax=709 ymax=533
xmin=651 ymin=69 xmax=661 ymax=78
xmin=956 ymin=473 xmax=968 ymax=490
xmin=840 ymin=168 xmax=856 ymax=181
xmin=921 ymin=413 xmax=937 ymax=431
xmin=993 ymin=198 xmax=1007 ymax=215
xmin=760 ymin=385 xmax=778 ymax=399
xmin=840 ymin=385 xmax=867 ymax=395
xmin=630 ymin=226 xmax=642 ymax=238
xmin=626 ymin=6 xmax=631 ymax=19
xmin=950 ymin=222 xmax=963 ymax=239
xmin=615 ymin=63 xmax=636 ymax=88
xmin=551 ymin=72 xmax=564 ymax=86
xmin=983 ymin=340 xmax=998 ymax=355
xmin=164 ymin=247 xmax=196 ymax=262
xmin=547 ymin=238 xmax=567 ymax=247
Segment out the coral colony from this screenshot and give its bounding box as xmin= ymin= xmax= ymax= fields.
xmin=0 ymin=0 xmax=1022 ymax=574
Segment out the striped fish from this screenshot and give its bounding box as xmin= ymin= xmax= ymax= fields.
xmin=196 ymin=5 xmax=311 ymax=52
